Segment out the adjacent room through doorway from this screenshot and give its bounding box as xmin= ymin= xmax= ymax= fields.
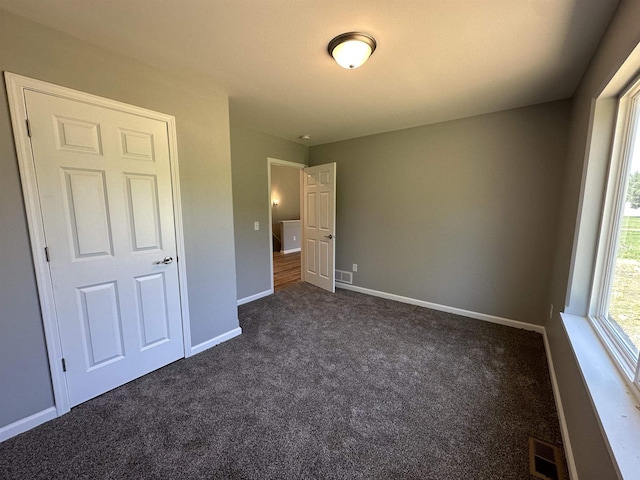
xmin=269 ymin=160 xmax=303 ymax=291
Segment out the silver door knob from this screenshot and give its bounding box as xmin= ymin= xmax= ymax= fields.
xmin=155 ymin=256 xmax=173 ymax=265
xmin=324 ymin=234 xmax=334 ymax=239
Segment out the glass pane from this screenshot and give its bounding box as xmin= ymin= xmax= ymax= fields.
xmin=609 ymin=120 xmax=640 ymax=355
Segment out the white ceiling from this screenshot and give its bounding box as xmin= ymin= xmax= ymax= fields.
xmin=0 ymin=0 xmax=620 ymax=145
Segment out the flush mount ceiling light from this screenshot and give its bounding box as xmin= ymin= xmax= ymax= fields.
xmin=328 ymin=32 xmax=377 ymax=69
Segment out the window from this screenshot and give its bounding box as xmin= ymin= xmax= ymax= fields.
xmin=593 ymin=77 xmax=640 ymax=385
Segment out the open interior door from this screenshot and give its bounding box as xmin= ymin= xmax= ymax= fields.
xmin=302 ymin=163 xmax=336 ymax=292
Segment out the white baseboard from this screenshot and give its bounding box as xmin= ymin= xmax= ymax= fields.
xmin=336 ymin=283 xmax=545 ymax=333
xmin=0 ymin=406 xmax=57 ymax=442
xmin=190 ymin=327 xmax=243 ymax=356
xmin=281 ymin=248 xmax=301 ymax=254
xmin=237 ymin=289 xmax=273 ymax=306
xmin=543 ymin=331 xmax=578 ymax=480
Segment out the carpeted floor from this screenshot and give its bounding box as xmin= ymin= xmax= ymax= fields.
xmin=0 ymin=283 xmax=565 ymax=479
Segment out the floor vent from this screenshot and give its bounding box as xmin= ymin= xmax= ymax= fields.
xmin=529 ymin=437 xmax=565 ymax=480
xmin=335 ymin=269 xmax=353 ymax=284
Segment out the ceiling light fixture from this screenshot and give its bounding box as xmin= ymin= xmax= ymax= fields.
xmin=328 ymin=32 xmax=377 ymax=69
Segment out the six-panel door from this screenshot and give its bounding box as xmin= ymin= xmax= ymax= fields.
xmin=303 ymin=163 xmax=336 ymax=292
xmin=26 ymin=90 xmax=184 ymax=406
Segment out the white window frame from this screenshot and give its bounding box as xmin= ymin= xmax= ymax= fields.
xmin=591 ymin=75 xmax=640 ymax=387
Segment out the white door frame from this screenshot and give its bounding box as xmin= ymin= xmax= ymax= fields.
xmin=267 ymin=157 xmax=307 ymax=292
xmin=5 ymin=73 xmax=192 ymax=417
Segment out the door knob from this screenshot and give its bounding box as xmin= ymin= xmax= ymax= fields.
xmin=155 ymin=256 xmax=173 ymax=265
xmin=324 ymin=234 xmax=334 ymax=239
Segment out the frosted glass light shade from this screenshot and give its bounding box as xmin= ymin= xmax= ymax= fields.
xmin=328 ymin=32 xmax=377 ymax=70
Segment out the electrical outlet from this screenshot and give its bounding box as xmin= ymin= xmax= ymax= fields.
xmin=254 ymin=221 xmax=259 ymax=231
xmin=352 ymin=264 xmax=358 ymax=272
xmin=549 ymin=304 xmax=554 ymax=319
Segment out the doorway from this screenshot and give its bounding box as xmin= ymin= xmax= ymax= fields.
xmin=267 ymin=159 xmax=337 ymax=293
xmin=268 ymin=158 xmax=306 ymax=291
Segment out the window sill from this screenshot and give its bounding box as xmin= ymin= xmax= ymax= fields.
xmin=561 ymin=313 xmax=640 ymax=479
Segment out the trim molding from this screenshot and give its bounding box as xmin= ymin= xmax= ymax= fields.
xmin=190 ymin=327 xmax=243 ymax=356
xmin=543 ymin=331 xmax=578 ymax=480
xmin=336 ymin=283 xmax=544 ymax=333
xmin=267 ymin=158 xmax=308 ymax=169
xmin=0 ymin=407 xmax=57 ymax=443
xmin=281 ymin=248 xmax=301 ymax=254
xmin=237 ymin=289 xmax=273 ymax=306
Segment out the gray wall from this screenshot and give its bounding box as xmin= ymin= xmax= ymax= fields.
xmin=230 ymin=124 xmax=307 ymax=300
xmin=548 ymin=1 xmax=640 ymax=478
xmin=310 ymin=101 xmax=570 ymax=326
xmin=0 ymin=10 xmax=238 ymax=429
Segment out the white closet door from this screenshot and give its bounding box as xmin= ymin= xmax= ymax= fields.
xmin=26 ymin=90 xmax=184 ymax=406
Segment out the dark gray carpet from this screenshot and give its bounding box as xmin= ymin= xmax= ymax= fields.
xmin=0 ymin=283 xmax=565 ymax=479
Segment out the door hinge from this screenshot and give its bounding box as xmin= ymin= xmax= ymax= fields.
xmin=61 ymin=358 xmax=67 ymax=372
xmin=26 ymin=119 xmax=31 ymax=138
xmin=45 ymin=247 xmax=50 ymax=262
